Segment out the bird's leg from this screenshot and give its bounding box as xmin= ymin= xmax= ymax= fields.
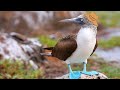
xmin=68 ymin=64 xmax=73 ymax=73
xmin=82 ymin=60 xmax=99 ymax=76
xmin=67 ymin=64 xmax=81 ymax=79
xmin=82 ymin=62 xmax=87 ymax=72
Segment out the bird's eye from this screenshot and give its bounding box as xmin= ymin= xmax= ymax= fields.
xmin=80 ymin=18 xmax=83 ymax=21
xmin=76 ymin=18 xmax=85 ymax=25
xmin=76 ymin=18 xmax=83 ymax=22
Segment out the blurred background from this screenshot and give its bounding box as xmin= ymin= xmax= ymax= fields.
xmin=0 ymin=11 xmax=120 ymax=79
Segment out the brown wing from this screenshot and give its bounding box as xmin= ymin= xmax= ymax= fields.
xmin=52 ymin=35 xmax=77 ymax=61
xmin=90 ymin=39 xmax=98 ymax=56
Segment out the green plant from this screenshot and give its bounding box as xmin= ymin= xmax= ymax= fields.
xmin=95 ymin=11 xmax=120 ymax=27
xmin=99 ymin=65 xmax=120 ymax=79
xmin=38 ymin=35 xmax=57 ymax=47
xmin=0 ymin=60 xmax=44 ymax=79
xmin=98 ymin=36 xmax=120 ymax=49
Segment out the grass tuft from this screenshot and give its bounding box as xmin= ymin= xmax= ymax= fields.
xmin=95 ymin=11 xmax=120 ymax=27
xmin=98 ymin=36 xmax=120 ymax=49
xmin=0 ymin=60 xmax=44 ymax=79
xmin=38 ymin=35 xmax=57 ymax=47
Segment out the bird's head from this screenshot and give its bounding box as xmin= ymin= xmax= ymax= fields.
xmin=59 ymin=12 xmax=99 ymax=27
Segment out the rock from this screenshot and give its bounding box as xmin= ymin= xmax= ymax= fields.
xmin=55 ymin=72 xmax=108 ymax=79
xmin=0 ymin=32 xmax=46 ymax=69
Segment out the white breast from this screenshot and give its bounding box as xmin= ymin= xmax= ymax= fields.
xmin=66 ymin=27 xmax=97 ymax=64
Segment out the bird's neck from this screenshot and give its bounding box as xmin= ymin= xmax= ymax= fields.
xmin=79 ymin=25 xmax=97 ymax=35
xmin=76 ymin=25 xmax=97 ymax=42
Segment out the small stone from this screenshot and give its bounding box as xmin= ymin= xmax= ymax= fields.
xmin=55 ymin=72 xmax=108 ymax=79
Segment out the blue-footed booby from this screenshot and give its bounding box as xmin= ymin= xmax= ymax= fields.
xmin=42 ymin=12 xmax=99 ymax=79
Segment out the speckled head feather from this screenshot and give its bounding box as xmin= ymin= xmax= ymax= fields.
xmin=85 ymin=12 xmax=99 ymax=26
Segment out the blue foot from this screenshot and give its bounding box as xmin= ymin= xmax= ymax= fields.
xmin=82 ymin=71 xmax=99 ymax=76
xmin=69 ymin=71 xmax=81 ymax=79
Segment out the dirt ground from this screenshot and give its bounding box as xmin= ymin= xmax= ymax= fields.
xmin=40 ymin=57 xmax=68 ymax=79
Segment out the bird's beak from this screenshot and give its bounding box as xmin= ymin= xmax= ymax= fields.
xmin=59 ymin=17 xmax=78 ymax=24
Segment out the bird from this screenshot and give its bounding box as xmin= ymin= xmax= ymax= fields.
xmin=41 ymin=12 xmax=99 ymax=79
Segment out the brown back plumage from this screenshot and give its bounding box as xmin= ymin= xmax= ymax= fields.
xmin=52 ymin=35 xmax=77 ymax=61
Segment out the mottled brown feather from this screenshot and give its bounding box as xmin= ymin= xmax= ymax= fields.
xmin=52 ymin=35 xmax=77 ymax=61
xmin=90 ymin=39 xmax=98 ymax=56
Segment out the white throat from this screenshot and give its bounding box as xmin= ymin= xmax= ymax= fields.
xmin=77 ymin=26 xmax=97 ymax=43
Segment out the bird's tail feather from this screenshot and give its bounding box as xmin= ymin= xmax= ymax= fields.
xmin=43 ymin=47 xmax=53 ymax=50
xmin=40 ymin=52 xmax=52 ymax=56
